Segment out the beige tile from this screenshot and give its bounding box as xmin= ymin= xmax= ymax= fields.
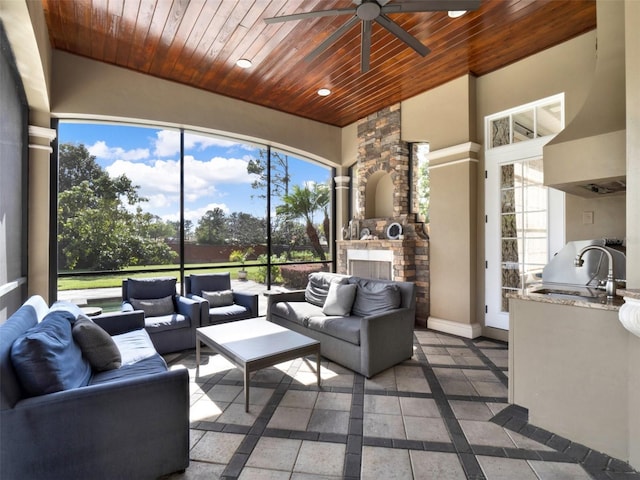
xmin=190 ymin=431 xmax=245 ymax=464
xmin=307 ymin=409 xmax=350 ymax=434
xmin=251 ymin=367 xmax=285 ymax=384
xmin=321 ymin=370 xmax=355 ymax=388
xmin=164 ymin=460 xmax=226 ymax=479
xmin=426 ymin=354 xmax=457 ymax=365
xmin=293 ymin=441 xmax=346 ymax=476
xmin=190 ymin=398 xmax=227 ymax=423
xmin=409 ymin=451 xmax=466 ymax=479
xmin=290 ymin=474 xmax=343 ymax=480
xmin=486 ymin=402 xmax=509 ymax=416
xmin=399 ymin=397 xmax=441 ymax=418
xmin=396 ymin=375 xmax=431 ymax=393
xmin=448 ymin=400 xmax=494 ymax=421
xmin=446 ymin=348 xmax=476 ymax=357
xmin=528 ymin=460 xmax=594 ymax=479
xmin=438 ymin=379 xmax=477 ymax=396
xmin=361 ymin=446 xmax=412 ymax=479
xmin=204 ymin=384 xmax=243 ymax=402
xmin=365 ymin=369 xmax=397 ymax=390
xmin=453 ymin=355 xmax=486 ymax=366
xmin=404 ymin=416 xmax=450 ymax=442
xmin=462 ymin=369 xmax=502 ymax=383
xmin=189 ymin=429 xmax=206 ymax=450
xmin=280 ymin=390 xmax=319 ymax=409
xmin=314 ymin=391 xmax=352 ymax=411
xmin=364 ymin=394 xmax=402 ymax=415
xmin=235 ymin=387 xmax=275 ymax=406
xmin=471 ymin=381 xmax=508 ymax=397
xmin=267 ymin=406 xmax=312 ymax=430
xmin=477 ymin=456 xmax=538 ymax=480
xmin=246 ymin=437 xmax=302 ymax=471
xmin=363 ymin=412 xmax=406 ymax=438
xmin=459 ymin=420 xmax=516 ymax=448
xmin=216 ymin=402 xmax=263 ymax=426
xmin=436 ymin=335 xmax=466 ymax=346
xmin=238 ymin=467 xmax=290 ymax=480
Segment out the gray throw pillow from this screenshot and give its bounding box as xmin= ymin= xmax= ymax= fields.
xmin=129 ymin=295 xmax=175 ymax=317
xmin=72 ymin=318 xmax=122 ymax=371
xmin=322 ymin=282 xmax=357 ymax=316
xmin=305 ymin=273 xmax=348 ymax=307
xmin=351 ymin=280 xmax=401 ymax=317
xmin=202 ymin=289 xmax=234 ymax=307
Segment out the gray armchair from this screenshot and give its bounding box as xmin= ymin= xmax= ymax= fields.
xmin=122 ymin=277 xmax=202 ymax=354
xmin=185 ymin=273 xmax=258 ymax=326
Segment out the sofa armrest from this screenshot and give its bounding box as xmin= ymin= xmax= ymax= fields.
xmin=360 ymin=307 xmax=415 ymax=378
xmin=92 ymin=310 xmax=145 ymax=335
xmin=176 ymin=295 xmax=202 ymax=327
xmin=233 ymin=292 xmax=259 ymax=317
xmin=1 ymin=368 xmax=189 ymax=479
xmin=187 ymin=294 xmax=209 ymax=326
xmin=265 ymin=290 xmax=306 ymax=318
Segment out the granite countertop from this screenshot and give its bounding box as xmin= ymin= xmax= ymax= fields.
xmin=619 ymin=288 xmax=640 ymax=300
xmin=509 ymin=285 xmax=626 ymax=311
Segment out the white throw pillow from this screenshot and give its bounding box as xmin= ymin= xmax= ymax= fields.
xmin=322 ymin=282 xmax=357 ymax=316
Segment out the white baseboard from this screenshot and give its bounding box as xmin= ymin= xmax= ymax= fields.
xmin=427 ymin=316 xmax=482 ymax=339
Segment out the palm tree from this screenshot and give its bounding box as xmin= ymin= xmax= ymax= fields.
xmin=276 ymin=183 xmax=329 ymax=261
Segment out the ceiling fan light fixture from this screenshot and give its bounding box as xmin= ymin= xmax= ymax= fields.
xmin=236 ymin=58 xmax=253 ymax=69
xmin=317 ymin=88 xmax=331 ymax=97
xmin=448 ymin=10 xmax=467 ymax=18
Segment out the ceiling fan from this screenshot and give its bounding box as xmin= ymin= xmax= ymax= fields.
xmin=264 ymin=0 xmax=481 ymax=73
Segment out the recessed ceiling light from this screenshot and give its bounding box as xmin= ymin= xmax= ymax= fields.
xmin=317 ymin=88 xmax=331 ymax=96
xmin=236 ymin=58 xmax=252 ymax=69
xmin=448 ymin=10 xmax=467 ymax=18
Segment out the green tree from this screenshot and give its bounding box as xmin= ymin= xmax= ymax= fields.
xmin=57 ymin=142 xmax=176 ymax=270
xmin=195 ymin=208 xmax=227 ymax=244
xmin=227 ymin=212 xmax=266 ymax=245
xmin=275 ymin=183 xmax=329 ymax=260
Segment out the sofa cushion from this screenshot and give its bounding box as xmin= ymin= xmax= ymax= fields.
xmin=307 ymin=315 xmax=361 ymax=345
xmin=10 ymin=310 xmax=92 ymax=397
xmin=89 ymin=353 xmax=168 ymax=386
xmin=350 ymin=279 xmax=401 ymax=317
xmin=72 ymin=318 xmax=122 ymax=371
xmin=49 ymin=300 xmax=91 ymax=324
xmin=130 ymin=295 xmax=175 ymax=317
xmin=112 ymin=328 xmax=158 ymax=365
xmin=271 ymin=301 xmax=323 ymax=327
xmin=305 ymin=272 xmax=348 ymax=307
xmin=202 ymin=289 xmax=234 ymax=307
xmin=208 ymin=304 xmax=250 ymax=323
xmin=322 ymin=282 xmax=357 ymax=316
xmin=144 ymin=313 xmax=190 ymax=332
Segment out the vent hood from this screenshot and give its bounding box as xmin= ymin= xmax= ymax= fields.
xmin=543 ymin=0 xmax=626 ymax=198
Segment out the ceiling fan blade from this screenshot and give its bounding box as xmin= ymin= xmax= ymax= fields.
xmin=361 ymin=20 xmax=372 ymax=73
xmin=375 ymin=14 xmax=431 ymax=56
xmin=382 ymin=0 xmax=481 ymax=14
xmin=264 ymin=8 xmax=355 ymax=24
xmin=306 ymin=15 xmax=361 ymax=62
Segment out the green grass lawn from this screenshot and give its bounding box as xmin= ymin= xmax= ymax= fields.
xmin=58 ymin=264 xmax=258 ymax=290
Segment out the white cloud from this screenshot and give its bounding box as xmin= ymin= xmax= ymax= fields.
xmin=88 ymin=140 xmax=149 ymax=161
xmin=104 ymin=154 xmax=259 ymax=211
xmin=153 ymin=129 xmax=251 ymax=157
xmin=162 ymin=202 xmax=230 ymax=223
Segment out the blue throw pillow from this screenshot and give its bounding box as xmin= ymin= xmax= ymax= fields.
xmin=10 ymin=310 xmax=92 ymax=397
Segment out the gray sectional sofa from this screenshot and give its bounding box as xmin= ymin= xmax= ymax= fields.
xmin=266 ymin=272 xmax=416 ymax=377
xmin=0 ymin=295 xmax=189 ymax=480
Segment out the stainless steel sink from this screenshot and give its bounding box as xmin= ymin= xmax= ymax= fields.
xmin=529 ymin=286 xmax=607 ymax=301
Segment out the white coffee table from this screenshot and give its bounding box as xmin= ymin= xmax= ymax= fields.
xmin=196 ymin=318 xmax=321 ymax=412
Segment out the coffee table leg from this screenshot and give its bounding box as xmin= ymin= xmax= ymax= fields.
xmin=316 ymin=348 xmax=321 ymax=387
xmin=244 ymin=366 xmax=250 ymax=412
xmin=196 ymin=337 xmax=201 ymax=376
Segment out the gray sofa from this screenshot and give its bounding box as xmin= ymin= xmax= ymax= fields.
xmin=266 ymin=272 xmax=416 ymax=378
xmin=0 ymin=295 xmax=189 ymax=480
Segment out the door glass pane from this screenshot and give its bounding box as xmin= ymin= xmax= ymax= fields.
xmin=512 ymin=109 xmax=535 ymax=142
xmin=499 ymin=157 xmax=548 ymax=312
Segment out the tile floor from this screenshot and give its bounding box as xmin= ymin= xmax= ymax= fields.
xmin=162 ymin=329 xmax=640 ymax=480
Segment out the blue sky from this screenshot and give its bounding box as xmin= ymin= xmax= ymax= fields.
xmin=58 ymin=122 xmax=331 ymax=223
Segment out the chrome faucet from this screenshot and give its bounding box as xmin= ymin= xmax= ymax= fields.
xmin=574 ymin=245 xmax=616 ymax=298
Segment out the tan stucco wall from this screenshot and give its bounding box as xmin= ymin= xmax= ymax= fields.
xmin=625 ymin=0 xmax=640 ymax=468
xmin=51 ymin=51 xmax=342 ymax=167
xmin=401 ymin=75 xmax=477 ymax=149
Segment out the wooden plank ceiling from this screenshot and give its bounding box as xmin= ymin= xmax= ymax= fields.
xmin=41 ymin=0 xmax=596 ymax=128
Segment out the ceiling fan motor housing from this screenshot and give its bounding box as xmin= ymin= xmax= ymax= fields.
xmin=357 ymin=2 xmax=382 ymax=21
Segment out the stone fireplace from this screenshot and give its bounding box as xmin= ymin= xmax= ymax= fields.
xmin=337 ymin=104 xmax=429 ymax=327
